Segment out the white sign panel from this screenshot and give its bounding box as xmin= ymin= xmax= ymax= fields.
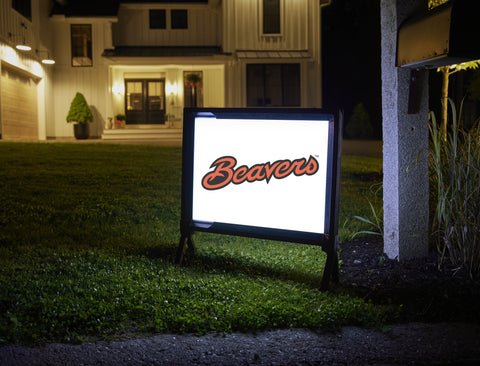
xmin=192 ymin=117 xmax=330 ymax=234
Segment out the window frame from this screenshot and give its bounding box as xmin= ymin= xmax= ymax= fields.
xmin=71 ymin=24 xmax=93 ymax=67
xmin=171 ymin=9 xmax=188 ymax=30
xmin=149 ymin=9 xmax=166 ymax=29
xmin=183 ymin=71 xmax=203 ymax=108
xmin=259 ymin=0 xmax=284 ymax=36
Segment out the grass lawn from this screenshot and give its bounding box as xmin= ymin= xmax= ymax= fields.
xmin=0 ymin=142 xmax=384 ymax=344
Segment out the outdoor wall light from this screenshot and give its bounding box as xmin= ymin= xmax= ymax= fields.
xmin=166 ymin=82 xmax=178 ymax=96
xmin=36 ymin=49 xmax=55 ymax=65
xmin=8 ymin=32 xmax=31 ymax=51
xmin=167 ymin=83 xmax=178 ymax=106
xmin=9 ymin=23 xmax=31 ymax=51
xmin=112 ymin=83 xmax=124 ymax=95
xmin=16 ymin=42 xmax=31 ymax=51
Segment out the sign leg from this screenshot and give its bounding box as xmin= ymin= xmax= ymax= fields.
xmin=320 ymin=246 xmax=339 ymax=291
xmin=175 ymin=234 xmax=195 ymax=265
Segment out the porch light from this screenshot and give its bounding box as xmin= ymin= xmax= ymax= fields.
xmin=112 ymin=83 xmax=125 ymax=95
xmin=166 ymin=82 xmax=178 ymax=95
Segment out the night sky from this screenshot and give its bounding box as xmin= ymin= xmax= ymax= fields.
xmin=322 ymin=0 xmax=382 ymax=139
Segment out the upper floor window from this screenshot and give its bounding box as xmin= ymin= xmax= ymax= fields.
xmin=150 ymin=9 xmax=166 ymax=29
xmin=12 ymin=0 xmax=31 ymax=20
xmin=262 ymin=0 xmax=281 ymax=34
xmin=171 ymin=9 xmax=188 ymax=29
xmin=71 ymin=24 xmax=92 ymax=67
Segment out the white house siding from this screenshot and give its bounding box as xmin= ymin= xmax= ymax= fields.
xmin=1 ymin=0 xmax=327 ymax=140
xmin=222 ymin=0 xmax=323 ymax=109
xmin=0 ymin=0 xmax=54 ymax=140
xmin=50 ymin=18 xmax=114 ymax=138
xmin=113 ymin=4 xmax=221 ymax=47
xmin=108 ymin=63 xmax=225 ymax=128
xmin=202 ymin=66 xmax=225 ymax=107
xmin=52 ymin=67 xmax=109 ymax=138
xmin=222 ymin=0 xmax=310 ymax=52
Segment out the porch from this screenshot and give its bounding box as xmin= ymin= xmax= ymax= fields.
xmin=102 ymin=124 xmax=182 ymax=144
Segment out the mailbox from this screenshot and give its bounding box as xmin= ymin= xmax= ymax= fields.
xmin=397 ymin=0 xmax=480 ymax=68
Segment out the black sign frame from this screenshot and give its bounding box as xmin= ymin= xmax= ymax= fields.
xmin=176 ymin=108 xmax=342 ymax=289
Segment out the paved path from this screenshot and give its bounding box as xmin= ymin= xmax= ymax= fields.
xmin=1 ymin=323 xmax=480 ymax=365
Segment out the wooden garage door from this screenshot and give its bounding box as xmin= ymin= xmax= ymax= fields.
xmin=1 ymin=66 xmax=38 ymax=140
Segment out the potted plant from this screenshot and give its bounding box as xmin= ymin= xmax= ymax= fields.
xmin=66 ymin=92 xmax=93 ymax=139
xmin=115 ymin=114 xmax=126 ymax=128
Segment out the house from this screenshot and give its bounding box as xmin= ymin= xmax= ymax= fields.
xmin=0 ymin=0 xmax=331 ymax=142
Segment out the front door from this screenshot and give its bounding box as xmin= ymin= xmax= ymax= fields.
xmin=125 ymin=79 xmax=165 ymax=124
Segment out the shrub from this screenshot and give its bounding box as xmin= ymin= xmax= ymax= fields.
xmin=345 ymin=103 xmax=373 ymax=139
xmin=429 ymin=99 xmax=480 ymax=280
xmin=66 ymin=92 xmax=93 ymax=124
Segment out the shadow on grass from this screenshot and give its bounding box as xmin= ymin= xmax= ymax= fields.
xmin=116 ymin=238 xmax=326 ymax=289
xmin=181 ymin=249 xmax=324 ymax=289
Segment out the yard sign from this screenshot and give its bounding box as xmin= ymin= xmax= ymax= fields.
xmin=177 ymin=108 xmax=342 ymax=289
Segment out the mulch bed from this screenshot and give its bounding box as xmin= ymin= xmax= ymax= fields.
xmin=337 ymin=237 xmax=480 ymax=323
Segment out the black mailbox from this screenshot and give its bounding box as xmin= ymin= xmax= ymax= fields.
xmin=397 ymin=0 xmax=480 ymax=68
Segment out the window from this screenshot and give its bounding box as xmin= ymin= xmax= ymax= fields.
xmin=171 ymin=9 xmax=188 ymax=29
xmin=12 ymin=0 xmax=31 ymax=20
xmin=263 ymin=0 xmax=281 ymax=34
xmin=71 ymin=25 xmax=92 ymax=67
xmin=149 ymin=9 xmax=166 ymax=29
xmin=184 ymin=71 xmax=203 ymax=108
xmin=126 ymin=81 xmax=143 ymax=111
xmin=247 ymin=64 xmax=300 ymax=107
xmin=149 ymin=9 xmax=188 ymax=30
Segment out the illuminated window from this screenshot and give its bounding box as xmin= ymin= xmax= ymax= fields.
xmin=150 ymin=9 xmax=166 ymax=29
xmin=126 ymin=81 xmax=143 ymax=111
xmin=71 ymin=25 xmax=92 ymax=67
xmin=12 ymin=0 xmax=31 ymax=20
xmin=171 ymin=9 xmax=188 ymax=29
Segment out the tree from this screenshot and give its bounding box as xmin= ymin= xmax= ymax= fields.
xmin=345 ymin=102 xmax=373 ymax=139
xmin=427 ymin=1 xmax=480 ymax=139
xmin=428 ymin=0 xmax=449 ymax=10
xmin=437 ymin=62 xmax=480 ymax=140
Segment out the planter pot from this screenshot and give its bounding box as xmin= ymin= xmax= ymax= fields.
xmin=74 ymin=123 xmax=89 ymax=140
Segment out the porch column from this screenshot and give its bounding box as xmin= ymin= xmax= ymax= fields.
xmin=381 ymin=0 xmax=429 ymax=260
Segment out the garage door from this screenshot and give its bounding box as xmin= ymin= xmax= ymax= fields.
xmin=1 ymin=65 xmax=38 ymax=140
